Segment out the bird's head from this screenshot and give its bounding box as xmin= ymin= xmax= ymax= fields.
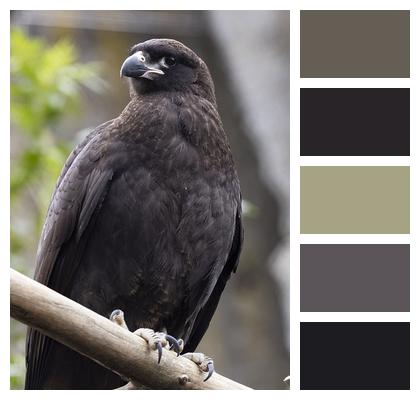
xmin=120 ymin=39 xmax=216 ymax=104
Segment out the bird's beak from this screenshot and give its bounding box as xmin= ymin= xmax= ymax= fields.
xmin=120 ymin=52 xmax=165 ymax=80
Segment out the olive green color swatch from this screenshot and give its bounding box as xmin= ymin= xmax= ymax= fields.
xmin=300 ymin=10 xmax=410 ymax=78
xmin=300 ymin=166 xmax=410 ymax=234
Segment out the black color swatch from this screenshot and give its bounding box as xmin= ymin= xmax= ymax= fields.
xmin=300 ymin=322 xmax=410 ymax=390
xmin=300 ymin=88 xmax=410 ymax=156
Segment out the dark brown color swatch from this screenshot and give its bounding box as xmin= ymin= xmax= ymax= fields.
xmin=300 ymin=10 xmax=410 ymax=78
xmin=300 ymin=322 xmax=410 ymax=390
xmin=300 ymin=244 xmax=410 ymax=312
xmin=300 ymin=88 xmax=410 ymax=156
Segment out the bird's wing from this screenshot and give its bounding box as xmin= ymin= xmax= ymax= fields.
xmin=25 ymin=124 xmax=114 ymax=389
xmin=183 ymin=207 xmax=243 ymax=353
xmin=54 ymin=120 xmax=113 ymax=190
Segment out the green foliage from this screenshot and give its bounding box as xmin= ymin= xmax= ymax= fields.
xmin=11 ymin=28 xmax=103 ymax=136
xmin=10 ymin=324 xmax=27 ymax=390
xmin=10 ymin=27 xmax=105 ymax=389
xmin=10 ymin=354 xmax=26 ymax=390
xmin=11 ymin=28 xmax=104 ymax=199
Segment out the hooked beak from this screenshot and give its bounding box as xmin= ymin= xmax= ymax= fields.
xmin=120 ymin=52 xmax=165 ymax=80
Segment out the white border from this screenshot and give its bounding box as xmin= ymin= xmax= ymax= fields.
xmin=2 ymin=0 xmax=419 ymax=398
xmin=289 ymin=7 xmax=300 ymax=391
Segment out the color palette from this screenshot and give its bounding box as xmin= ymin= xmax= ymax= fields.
xmin=299 ymin=9 xmax=411 ymax=391
xmin=300 ymin=10 xmax=410 ymax=77
xmin=300 ymin=166 xmax=410 ymax=234
xmin=300 ymin=322 xmax=410 ymax=390
xmin=300 ymin=244 xmax=410 ymax=312
xmin=300 ymin=88 xmax=410 ymax=156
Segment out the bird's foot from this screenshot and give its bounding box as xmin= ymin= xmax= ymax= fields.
xmin=109 ymin=309 xmax=184 ymax=364
xmin=110 ymin=309 xmax=129 ymax=329
xmin=182 ymin=352 xmax=215 ymax=382
xmin=133 ymin=328 xmax=184 ymax=363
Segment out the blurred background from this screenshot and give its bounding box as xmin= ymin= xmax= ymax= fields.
xmin=10 ymin=10 xmax=290 ymax=389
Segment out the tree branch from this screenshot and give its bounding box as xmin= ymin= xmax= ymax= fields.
xmin=10 ymin=268 xmax=251 ymax=390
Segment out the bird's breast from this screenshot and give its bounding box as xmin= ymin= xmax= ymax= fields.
xmin=70 ymin=106 xmax=238 ymax=331
xmin=72 ymin=153 xmax=236 ymax=325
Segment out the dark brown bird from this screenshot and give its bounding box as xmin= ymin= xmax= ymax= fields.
xmin=25 ymin=38 xmax=243 ymax=389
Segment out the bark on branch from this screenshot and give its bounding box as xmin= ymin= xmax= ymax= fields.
xmin=10 ymin=268 xmax=251 ymax=390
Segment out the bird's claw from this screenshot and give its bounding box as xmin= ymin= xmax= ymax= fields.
xmin=109 ymin=310 xmax=184 ymax=364
xmin=204 ymin=361 xmax=214 ymax=382
xmin=134 ymin=329 xmax=183 ymax=364
xmin=155 ymin=340 xmax=163 ymax=363
xmin=133 ymin=329 xmax=163 ymax=364
xmin=109 ymin=309 xmax=129 ymax=330
xmin=182 ymin=352 xmax=215 ymax=382
xmin=165 ymin=334 xmax=184 ymax=356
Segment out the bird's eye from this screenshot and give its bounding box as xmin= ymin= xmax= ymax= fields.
xmin=163 ymin=56 xmax=177 ymax=67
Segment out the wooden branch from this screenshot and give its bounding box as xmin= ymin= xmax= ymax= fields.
xmin=10 ymin=268 xmax=251 ymax=390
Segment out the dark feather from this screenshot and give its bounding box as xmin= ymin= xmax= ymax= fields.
xmin=183 ymin=210 xmax=243 ymax=353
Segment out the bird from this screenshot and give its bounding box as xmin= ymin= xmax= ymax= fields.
xmin=25 ymin=38 xmax=243 ymax=390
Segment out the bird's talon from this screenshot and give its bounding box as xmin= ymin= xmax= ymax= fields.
xmin=156 ymin=341 xmax=163 ymax=364
xmin=183 ymin=352 xmax=215 ymax=382
xmin=165 ymin=334 xmax=181 ymax=356
xmin=203 ymin=361 xmax=214 ymax=382
xmin=110 ymin=309 xmax=122 ymax=320
xmin=178 ymin=339 xmax=184 ymax=352
xmin=109 ymin=309 xmax=128 ymax=329
xmin=134 ymin=328 xmax=183 ymax=363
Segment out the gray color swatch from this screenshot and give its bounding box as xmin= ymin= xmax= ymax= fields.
xmin=300 ymin=10 xmax=410 ymax=78
xmin=300 ymin=244 xmax=410 ymax=312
